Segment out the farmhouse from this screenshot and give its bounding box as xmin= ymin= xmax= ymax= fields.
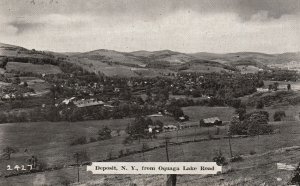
xmin=200 ymin=117 xmax=222 ymax=127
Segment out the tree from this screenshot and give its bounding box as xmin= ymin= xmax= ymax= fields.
xmin=98 ymin=126 xmax=112 ymax=141
xmin=287 ymin=84 xmax=291 ymax=91
xmin=273 ymin=82 xmax=279 ymax=91
xmin=23 ymin=81 xmax=28 ymax=87
xmin=0 ymin=57 xmax=8 ymax=69
xmin=290 ymin=163 xmax=300 ymax=185
xmin=70 ymin=136 xmax=87 ymax=146
xmin=256 ymin=100 xmax=264 ymax=109
xmin=244 ymin=111 xmax=272 ymax=136
xmin=268 ymin=84 xmax=273 ymax=91
xmin=3 ymin=146 xmax=18 ymax=160
xmin=257 ymin=79 xmax=264 ymax=87
xmin=235 ymin=107 xmax=246 ymax=121
xmin=167 ymin=105 xmax=184 ymax=119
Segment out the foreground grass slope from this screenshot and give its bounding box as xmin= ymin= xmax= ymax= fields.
xmin=0 ymin=120 xmax=299 ymax=185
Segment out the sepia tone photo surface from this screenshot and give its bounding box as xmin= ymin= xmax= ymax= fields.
xmin=0 ymin=0 xmax=300 ymax=185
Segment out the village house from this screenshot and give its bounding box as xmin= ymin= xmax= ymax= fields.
xmin=163 ymin=125 xmax=178 ymax=132
xmin=73 ymin=98 xmax=104 ymax=108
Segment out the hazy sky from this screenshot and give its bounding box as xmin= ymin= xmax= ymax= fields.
xmin=0 ymin=0 xmax=299 ymax=53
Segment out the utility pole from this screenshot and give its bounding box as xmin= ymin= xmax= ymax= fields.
xmin=228 ymin=133 xmax=233 ymax=158
xmin=74 ymin=152 xmax=80 ymax=183
xmin=165 ymin=138 xmax=176 ymax=186
xmin=165 ymin=138 xmax=170 ymax=162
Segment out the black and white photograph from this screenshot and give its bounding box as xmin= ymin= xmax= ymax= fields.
xmin=0 ymin=0 xmax=300 ymax=185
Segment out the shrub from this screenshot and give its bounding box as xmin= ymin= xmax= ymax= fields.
xmin=119 ymin=150 xmax=124 ymax=157
xmin=249 ymin=150 xmax=256 ymax=155
xmin=70 ymin=136 xmax=87 ymax=146
xmin=273 ymin=111 xmax=286 ymax=121
xmin=107 ymin=151 xmax=113 ymax=160
xmin=60 ymin=179 xmax=71 ymax=186
xmin=36 ymin=159 xmax=48 ymax=171
xmin=98 ymin=126 xmax=112 ymax=141
xmin=142 ymin=143 xmax=149 ymax=151
xmin=230 ymin=155 xmax=243 ymax=162
xmin=73 ymin=150 xmax=90 ymax=164
xmin=256 ymin=100 xmax=264 ymax=109
xmin=89 ymin=137 xmax=97 ymax=143
xmin=212 ymin=150 xmax=227 ymax=166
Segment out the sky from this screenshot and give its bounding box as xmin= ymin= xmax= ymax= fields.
xmin=0 ymin=0 xmax=299 ymax=53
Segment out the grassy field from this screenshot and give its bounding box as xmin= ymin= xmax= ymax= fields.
xmin=19 ymin=77 xmax=50 ymax=94
xmin=6 ymin=62 xmax=62 ymax=75
xmin=182 ymin=106 xmax=236 ymax=122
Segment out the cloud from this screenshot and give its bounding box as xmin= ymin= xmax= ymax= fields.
xmin=1 ymin=0 xmax=299 ymax=21
xmin=0 ymin=0 xmax=299 ymax=53
xmin=8 ymin=20 xmax=44 ymax=34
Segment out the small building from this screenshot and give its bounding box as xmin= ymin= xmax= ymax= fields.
xmin=163 ymin=125 xmax=178 ymax=132
xmin=62 ymin=97 xmax=76 ymax=105
xmin=147 ymin=113 xmax=163 ymax=117
xmin=200 ymin=117 xmax=222 ymax=127
xmin=178 ymin=116 xmax=188 ymax=122
xmin=256 ymin=88 xmax=269 ymax=92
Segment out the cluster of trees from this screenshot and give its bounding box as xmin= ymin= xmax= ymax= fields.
xmin=4 ymin=56 xmax=58 ymax=66
xmin=126 ymin=117 xmax=163 ymax=141
xmin=166 ymin=104 xmax=189 ymax=121
xmin=229 ymin=110 xmax=273 ymax=136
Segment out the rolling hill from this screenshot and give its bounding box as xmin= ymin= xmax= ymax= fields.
xmin=1 ymin=42 xmax=299 ymax=77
